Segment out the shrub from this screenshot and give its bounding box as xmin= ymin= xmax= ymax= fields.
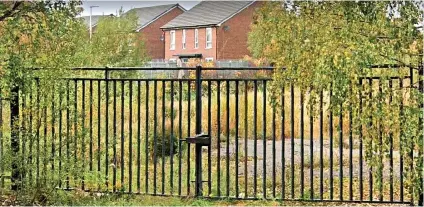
xmin=148 ymin=123 xmax=179 ymax=158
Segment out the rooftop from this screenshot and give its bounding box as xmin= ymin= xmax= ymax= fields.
xmin=124 ymin=4 xmax=186 ymax=31
xmin=161 ymin=1 xmax=254 ymax=29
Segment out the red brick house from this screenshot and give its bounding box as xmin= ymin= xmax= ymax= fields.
xmin=125 ymin=4 xmax=186 ymax=59
xmin=160 ymin=1 xmax=262 ymax=63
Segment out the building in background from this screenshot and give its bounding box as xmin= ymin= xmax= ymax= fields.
xmin=160 ymin=1 xmax=262 ymax=63
xmin=80 ymin=4 xmax=186 ymax=60
xmin=125 ymin=4 xmax=186 ymax=60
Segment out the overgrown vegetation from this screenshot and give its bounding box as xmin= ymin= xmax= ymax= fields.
xmin=0 ymin=0 xmax=148 ymax=203
xmin=248 ymin=1 xmax=423 ymax=202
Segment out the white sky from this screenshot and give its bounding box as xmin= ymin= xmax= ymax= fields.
xmin=80 ymin=1 xmax=200 ymax=17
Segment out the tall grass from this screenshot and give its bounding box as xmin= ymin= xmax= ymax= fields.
xmin=0 ymin=77 xmax=414 ymax=202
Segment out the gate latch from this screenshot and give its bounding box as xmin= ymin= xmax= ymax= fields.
xmin=185 ymin=134 xmax=210 ymax=146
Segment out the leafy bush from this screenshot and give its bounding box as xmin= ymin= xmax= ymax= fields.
xmin=148 ymin=125 xmax=179 ymax=158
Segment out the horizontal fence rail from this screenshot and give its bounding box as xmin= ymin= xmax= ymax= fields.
xmin=0 ymin=66 xmax=422 ymax=204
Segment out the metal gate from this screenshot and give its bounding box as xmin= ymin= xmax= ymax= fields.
xmin=0 ymin=65 xmax=422 ymax=204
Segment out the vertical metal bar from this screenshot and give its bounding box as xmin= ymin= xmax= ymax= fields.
xmin=66 ymin=80 xmax=71 ymax=189
xmin=253 ymin=80 xmax=258 ymax=197
xmin=378 ymin=80 xmax=383 ymax=202
xmin=389 ymin=79 xmax=393 ymax=202
xmin=145 ymin=81 xmax=150 ymax=194
xmin=187 ymin=80 xmax=191 ymax=196
xmin=120 ymin=81 xmax=125 ymax=191
xmin=29 ymin=85 xmax=34 ymax=186
xmin=339 ymin=100 xmax=343 ymax=201
xmin=359 ymin=78 xmax=364 ymax=201
xmin=195 ymin=65 xmax=203 ymax=197
xmin=81 ymin=80 xmax=85 ymax=190
xmin=300 ymin=88 xmax=304 ymax=197
xmin=137 ymin=80 xmax=141 ymax=193
xmin=119 ymin=81 xmax=125 ymax=191
xmin=319 ymin=89 xmax=323 ymax=200
xmin=113 ymin=80 xmax=117 ymax=192
xmin=170 ymin=81 xmax=175 ymax=195
xmin=309 ymin=89 xmax=314 ymax=200
xmin=178 ymin=80 xmax=182 ymax=196
xmin=272 ymin=89 xmax=276 ymax=198
xmin=217 ymin=80 xmax=221 ymax=197
xmin=399 ymin=78 xmax=404 ymax=202
xmin=369 ymin=78 xmax=373 ymax=201
xmin=262 ymin=80 xmax=267 ymax=199
xmin=58 ymin=84 xmax=63 ymax=188
xmin=129 ymin=81 xmax=133 ymax=193
xmin=409 ymin=67 xmax=414 ymax=205
xmin=244 ymin=81 xmax=249 ymax=198
xmin=90 ymin=80 xmax=93 ymax=174
xmin=281 ymin=87 xmax=285 ymax=200
xmin=97 ymin=80 xmax=101 ymax=191
xmin=207 ymin=80 xmax=212 ymax=196
xmin=44 ymin=83 xmax=48 ymax=184
xmin=418 ymin=65 xmax=424 ymax=206
xmin=21 ymin=90 xmax=26 ymax=188
xmin=114 ymin=81 xmax=119 ymax=190
xmin=81 ymin=80 xmax=86 ymax=190
xmin=226 ymin=80 xmax=230 ymax=197
xmin=0 ymin=87 xmax=3 ymax=188
xmin=329 ymin=83 xmax=334 ymax=200
xmin=51 ymin=84 xmax=56 ymax=184
xmin=235 ymin=80 xmax=240 ymax=198
xmin=105 ymin=71 xmax=110 ymax=189
xmin=162 ymin=81 xmax=166 ymax=195
xmin=348 ymin=81 xmax=353 ymax=201
xmin=36 ymin=80 xmax=40 ymax=187
xmin=10 ymin=80 xmax=20 ymax=190
xmin=73 ymin=80 xmax=78 ymax=188
xmin=153 ymin=81 xmax=158 ymax=195
xmin=290 ymin=83 xmax=294 ymax=199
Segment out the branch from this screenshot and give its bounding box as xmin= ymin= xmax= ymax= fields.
xmin=378 ymin=53 xmax=410 ymax=67
xmin=0 ymin=1 xmax=23 ymax=22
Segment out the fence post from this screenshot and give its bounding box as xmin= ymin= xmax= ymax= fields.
xmin=105 ymin=67 xmax=110 ymax=80
xmin=418 ymin=58 xmax=424 ymax=207
xmin=10 ymin=84 xmax=20 ymax=190
xmin=195 ymin=65 xmax=203 ymax=197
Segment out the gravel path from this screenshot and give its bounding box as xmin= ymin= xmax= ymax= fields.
xmin=211 ymin=139 xmax=402 ymax=179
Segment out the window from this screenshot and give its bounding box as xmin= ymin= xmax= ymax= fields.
xmin=169 ymin=58 xmax=177 ymax=63
xmin=194 ymin=29 xmax=198 ymax=49
xmin=205 ymin=57 xmax=213 ymax=62
xmin=182 ymin=29 xmax=186 ymax=49
xmin=170 ymin=30 xmax=175 ymax=50
xmin=205 ymin=28 xmax=212 ymax=49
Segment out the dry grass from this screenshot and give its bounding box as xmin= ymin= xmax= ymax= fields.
xmin=0 ymin=79 xmax=416 ymax=204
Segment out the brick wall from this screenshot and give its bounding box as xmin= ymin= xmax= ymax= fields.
xmin=139 ymin=7 xmax=184 ymax=60
xmin=164 ymin=27 xmax=217 ymax=60
xmin=216 ymin=1 xmax=263 ymax=60
xmin=163 ymin=1 xmax=263 ymax=61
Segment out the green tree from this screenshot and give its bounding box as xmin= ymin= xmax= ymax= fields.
xmin=77 ymin=9 xmax=148 ymax=67
xmin=249 ymin=1 xmax=423 ymax=202
xmin=0 ymin=1 xmax=148 ymax=202
xmin=0 ymin=1 xmax=84 ymax=94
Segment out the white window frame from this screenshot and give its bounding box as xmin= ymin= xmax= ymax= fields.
xmin=182 ymin=29 xmax=186 ymax=49
xmin=170 ymin=30 xmax=175 ymax=50
xmin=205 ymin=27 xmax=212 ymax=49
xmin=205 ymin=57 xmax=213 ymax=62
xmin=194 ymin=29 xmax=199 ymax=49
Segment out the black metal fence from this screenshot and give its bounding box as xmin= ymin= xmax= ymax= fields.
xmin=0 ymin=66 xmax=422 ymax=204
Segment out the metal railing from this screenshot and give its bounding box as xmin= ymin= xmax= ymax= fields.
xmin=0 ymin=65 xmax=422 ymax=204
